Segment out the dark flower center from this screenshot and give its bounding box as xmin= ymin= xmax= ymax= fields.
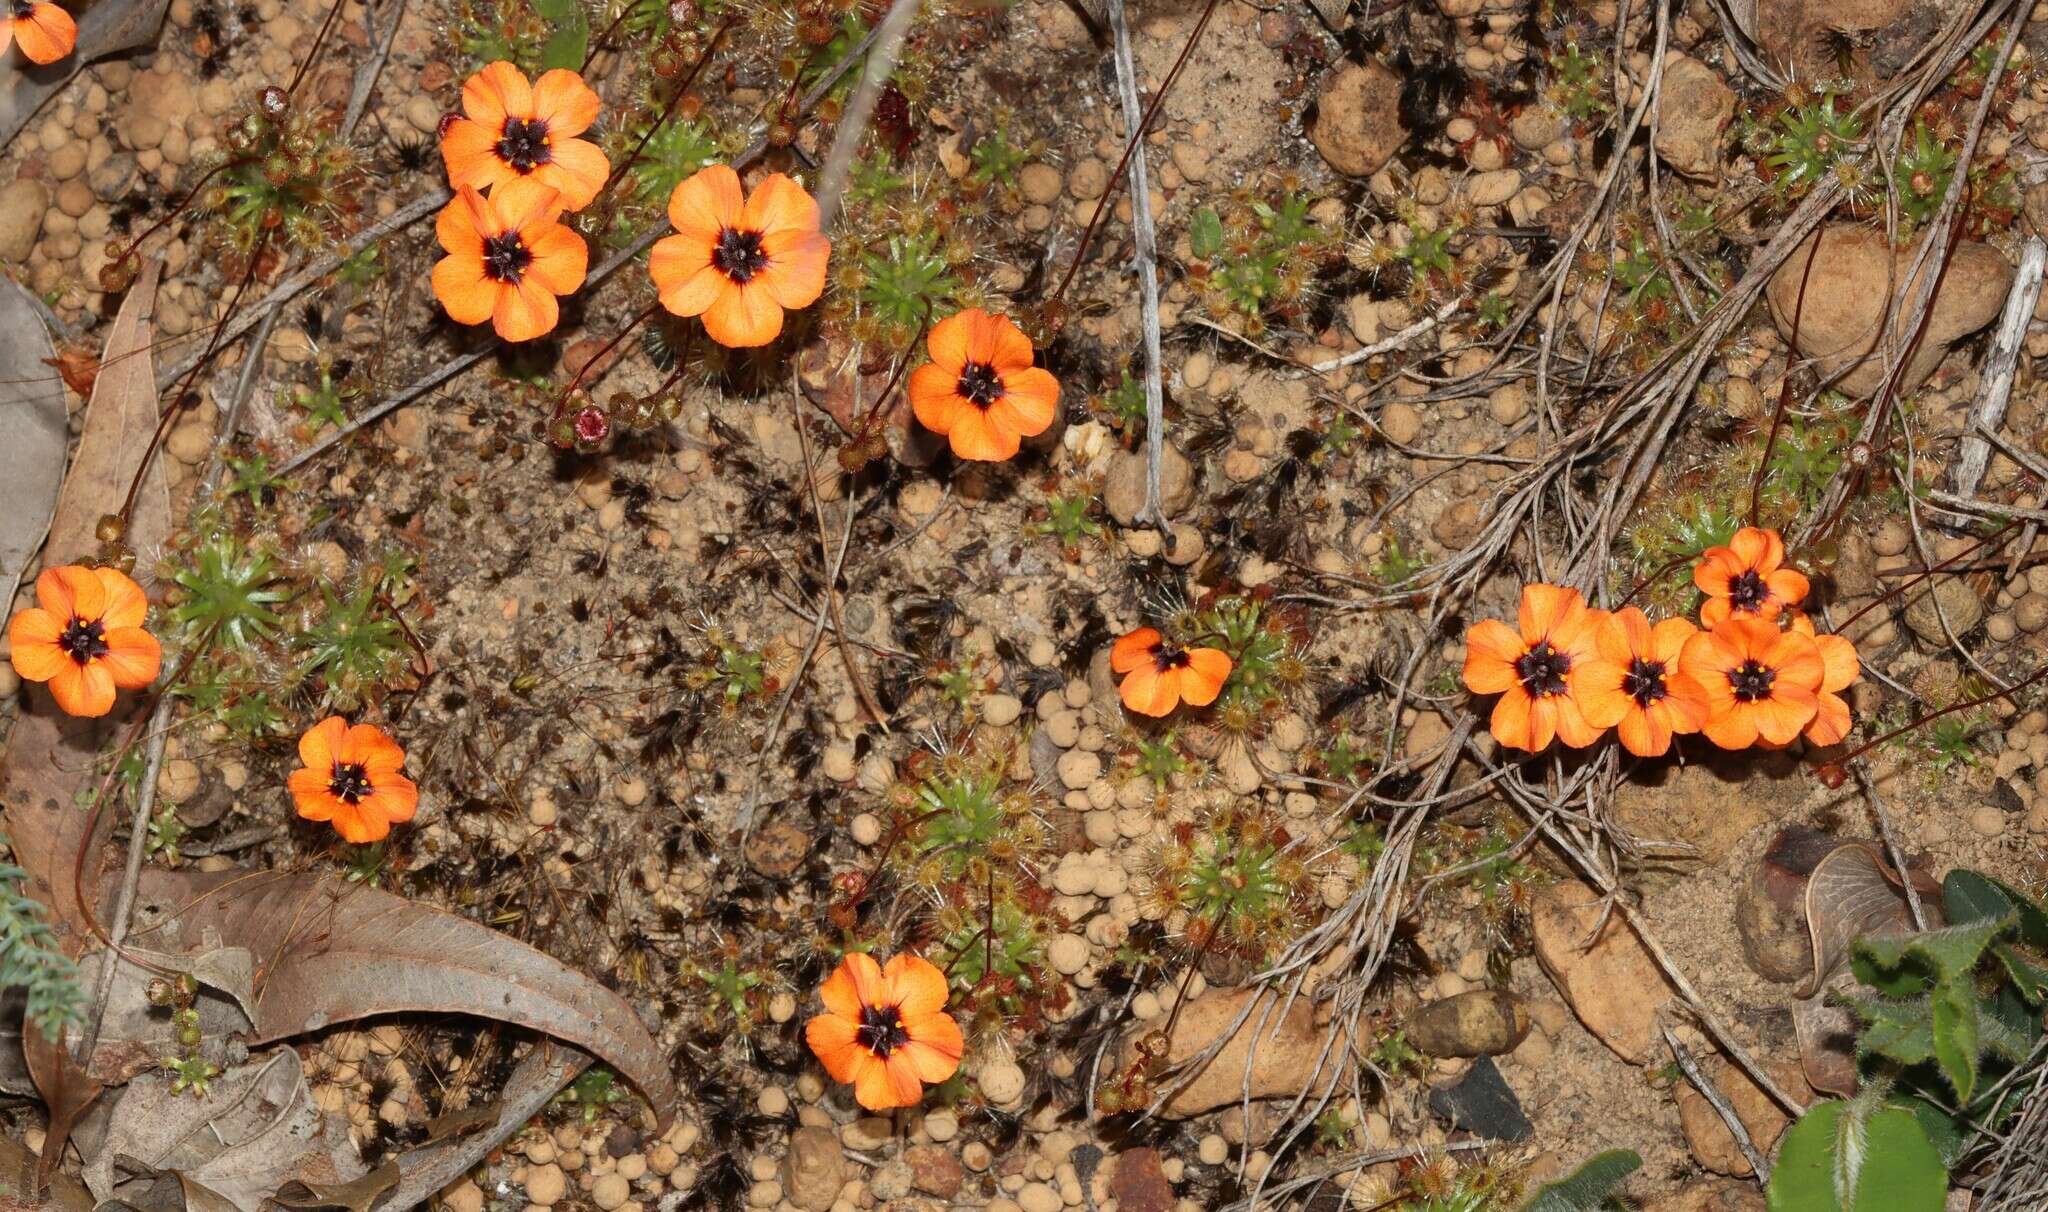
xmin=1728 ymin=570 xmax=1769 ymax=612
xmin=495 ymin=116 xmax=553 ymax=173
xmin=1729 ymin=660 xmax=1776 ymax=702
xmin=8 ymin=0 xmax=31 ymax=18
xmin=1513 ymin=641 xmax=1570 ymax=697
xmin=328 ymin=761 xmax=374 ymax=804
xmin=481 ymin=232 xmax=533 ymax=284
xmin=58 ymin=616 xmax=108 ymax=665
xmin=1152 ymin=645 xmax=1192 ymax=674
xmin=1622 ymin=658 xmax=1667 ymax=707
xmin=956 ymin=362 xmax=1005 ymax=409
xmin=855 ymin=1002 xmax=909 ymax=1058
xmin=712 ymin=227 xmax=769 ymax=283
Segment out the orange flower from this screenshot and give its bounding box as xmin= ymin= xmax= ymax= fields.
xmin=648 ymin=164 xmax=830 ymax=348
xmin=1789 ymin=613 xmax=1860 ymax=746
xmin=7 ymin=565 xmax=160 ymax=718
xmin=1576 ymin=608 xmax=1711 ymax=757
xmin=908 ymin=309 xmax=1060 ymax=462
xmin=1679 ymin=618 xmax=1825 ymax=749
xmin=1109 ymin=627 xmax=1232 ymax=717
xmin=1693 ymin=526 xmax=1809 ymax=627
xmin=288 ymin=717 xmax=419 ymax=844
xmin=441 ymin=61 xmax=610 ymax=211
xmin=804 ymin=952 xmax=963 ymax=1111
xmin=2 ymin=1 xmax=76 ymax=64
xmin=1461 ymin=583 xmax=1604 ymax=752
xmin=432 ymin=179 xmax=588 ymax=342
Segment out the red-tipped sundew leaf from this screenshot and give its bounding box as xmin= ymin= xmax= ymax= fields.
xmin=116 ymin=867 xmax=675 ymax=1126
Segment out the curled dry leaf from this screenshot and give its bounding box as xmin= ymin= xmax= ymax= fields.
xmin=114 ymin=866 xmax=675 ymax=1126
xmin=1795 ymin=841 xmax=1934 ymax=1000
xmin=84 ymin=1048 xmax=366 ymax=1212
xmin=0 ymin=259 xmax=170 ymax=953
xmin=797 ymin=334 xmax=945 ymax=468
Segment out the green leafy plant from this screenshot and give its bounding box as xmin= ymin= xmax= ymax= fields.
xmin=1547 ymin=44 xmax=1610 ymax=123
xmin=208 ymin=98 xmax=364 ymax=257
xmin=1759 ymin=89 xmax=1864 ymax=194
xmin=1891 ymin=120 xmax=1959 ymax=228
xmin=1518 ymin=1149 xmax=1640 ymax=1212
xmin=166 ymin=529 xmax=289 ymax=649
xmin=1148 ymin=808 xmax=1313 ymax=961
xmin=1028 ymin=491 xmax=1102 ymax=550
xmin=970 ymin=126 xmax=1030 ymax=185
xmin=625 ymin=115 xmax=723 ymax=210
xmin=858 ymin=229 xmax=960 ymax=337
xmin=294 ymin=570 xmax=412 ymax=710
xmin=0 ymin=856 xmax=88 ymax=1037
xmin=556 ymin=1066 xmax=628 ymax=1124
xmin=1187 ymin=189 xmax=1329 ymax=331
xmin=1768 ymin=1090 xmax=1947 ymax=1212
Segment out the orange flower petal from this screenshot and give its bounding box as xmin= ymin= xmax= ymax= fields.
xmin=1118 ymin=664 xmax=1178 ymax=717
xmin=289 ymin=768 xmax=338 ymax=821
xmin=539 ymin=137 xmax=610 ymax=211
xmin=523 ymin=223 xmax=589 ymax=296
xmin=805 ymin=1013 xmax=863 ymax=1082
xmin=1648 ymin=616 xmax=1698 ymax=665
xmin=493 ymin=278 xmax=561 ymax=343
xmin=1517 ymin=583 xmax=1584 ymax=647
xmin=1661 ymin=672 xmax=1712 ymax=734
xmin=47 ymin=659 xmax=114 ymax=717
xmin=741 ymin=172 xmax=820 ymax=237
xmin=331 ymin=803 xmax=387 ymax=845
xmin=432 ymin=254 xmax=498 ymax=326
xmin=7 ymin=608 xmax=66 ymax=683
xmin=462 ymin=61 xmax=531 ymax=130
xmin=818 ymin=959 xmax=865 ymax=1022
xmin=924 ymin=310 xmax=977 ymax=374
xmin=1615 ymin=704 xmax=1668 ymax=756
xmin=944 ymin=405 xmax=1018 ymax=462
xmin=1595 ymin=607 xmax=1650 ymax=665
xmin=985 ymin=313 xmax=1035 ymax=373
xmin=1805 ymin=692 xmax=1851 ymax=747
xmin=908 ymin=365 xmax=963 ymax=436
xmin=757 ymin=228 xmax=831 ymax=310
xmin=439 ymin=119 xmax=506 ymax=195
xmin=1814 ymin=633 xmax=1858 ymax=694
xmin=40 ymin=565 xmax=104 ymax=625
xmin=531 ymin=68 xmax=600 ymax=136
xmin=1461 ymin=618 xmax=1526 ymax=694
xmin=298 ymin=716 xmax=348 ymax=772
xmin=701 ymin=281 xmax=783 ymax=349
xmin=883 ymin=954 xmax=949 ymax=1019
xmin=1489 ymin=688 xmax=1538 ymax=751
xmin=838 ymin=952 xmax=887 ymax=1010
xmin=667 ymin=164 xmax=744 ymax=243
xmin=364 ymin=776 xmax=419 ymax=827
xmin=853 ymin=1052 xmax=917 ymax=1110
xmin=495 ymin=177 xmax=565 ymax=232
xmin=98 ymin=628 xmax=161 ymax=690
xmin=1763 ymin=630 xmax=1825 ymax=692
xmin=435 ymin=190 xmax=488 ymax=257
xmin=1572 ymin=659 xmax=1631 ymax=729
xmin=1182 ymin=648 xmax=1233 ymax=706
xmin=991 ymin=367 xmax=1059 ymax=439
xmin=1551 ymin=694 xmax=1602 ymax=748
xmin=1766 ymin=568 xmax=1810 ymax=611
xmin=1752 ymin=688 xmax=1818 ymax=746
xmin=1727 ymin=526 xmax=1782 ymax=574
xmin=900 ymin=1027 xmax=963 ymax=1084
xmin=1693 ymin=548 xmax=1737 ymax=598
xmin=14 ymin=3 xmax=74 ymax=63
xmin=93 ymin=567 xmax=149 ymax=630
xmin=1111 ymin=628 xmax=1161 ymax=674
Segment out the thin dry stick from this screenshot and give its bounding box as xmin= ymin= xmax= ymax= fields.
xmin=1850 ymin=761 xmax=1928 ymax=931
xmin=813 ymin=0 xmax=923 ymax=230
xmin=791 ymin=379 xmax=888 ymax=734
xmin=342 ymin=0 xmax=407 ymax=139
xmin=77 ymin=704 xmax=172 ymax=1065
xmin=1664 ymin=1025 xmax=1771 ymax=1184
xmin=1952 ymin=236 xmax=2047 ymax=502
xmin=1106 ymin=0 xmax=1167 ymax=532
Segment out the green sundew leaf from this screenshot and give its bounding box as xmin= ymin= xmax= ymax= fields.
xmin=1768 ymin=1101 xmax=1946 ymax=1212
xmin=1850 ymin=993 xmax=1935 ymax=1065
xmin=539 ymin=6 xmax=588 ymax=71
xmin=1190 ymin=207 xmax=1223 ymax=259
xmin=1853 ymin=918 xmax=2010 ymax=989
xmin=1929 ymin=977 xmax=1978 ymax=1104
xmin=1943 ymin=869 xmax=2048 ymax=948
xmin=1517 ymin=1149 xmax=1640 ymax=1212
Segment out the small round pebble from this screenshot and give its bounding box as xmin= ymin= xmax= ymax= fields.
xmin=757 ymin=1085 xmax=789 ymax=1116
xmin=592 ymin=1174 xmax=630 ymax=1211
xmin=525 ymin=1164 xmax=567 ymax=1206
xmin=1198 ymin=1134 xmax=1229 ymax=1165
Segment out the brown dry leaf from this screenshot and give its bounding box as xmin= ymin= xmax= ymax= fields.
xmin=0 ymin=258 xmax=170 ymax=953
xmin=45 ymin=347 xmax=100 ymax=400
xmin=797 ymin=335 xmax=944 ymax=468
xmin=272 ymin=1164 xmax=400 ymax=1212
xmin=0 ymin=281 xmax=67 ymax=615
xmin=84 ymin=1049 xmax=365 ymax=1212
xmin=1794 ymin=842 xmax=1922 ymax=999
xmin=0 ymin=1129 xmax=95 ymax=1212
xmin=1791 ymin=992 xmax=1863 ymax=1098
xmin=0 ymin=0 xmax=173 ymax=150
xmin=118 ymin=867 xmax=674 ymax=1125
xmin=378 ymin=1046 xmax=589 ymax=1212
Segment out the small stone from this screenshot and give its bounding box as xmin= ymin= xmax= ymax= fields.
xmin=1532 ymin=880 xmax=1674 ymax=1063
xmin=157 ymin=758 xmax=201 ymax=800
xmin=1310 ymin=60 xmax=1408 ymax=177
xmin=907 ymin=1144 xmax=964 ymax=1198
xmin=1408 ymin=991 xmax=1532 ymax=1058
xmin=982 ymin=693 xmax=1023 ymax=726
xmin=1653 ymin=55 xmax=1735 ymax=178
xmin=1104 ymin=443 xmax=1195 ymax=525
xmin=1467 ymin=168 xmax=1521 ymax=207
xmin=1018 ymin=1182 xmax=1061 ymax=1212
xmin=1902 ymin=578 xmax=1985 ymax=644
xmin=822 ymin=744 xmax=856 ymax=782
xmin=166 ymin=422 xmax=212 ymax=464
xmin=1019 ymin=162 xmax=1062 ymax=205
xmin=1109 ymin=1148 xmax=1176 ymax=1212
xmin=1970 ymin=803 xmax=2006 ymax=837
xmin=1048 ymin=932 xmax=1090 ymax=975
xmin=1378 ymin=401 xmax=1423 ymax=445
xmin=783 ymin=1126 xmax=846 ymax=1212
xmin=744 ymin=818 xmax=809 ymax=879
xmin=526 ymin=1164 xmax=567 ymax=1206
xmin=0 ymin=180 xmax=49 ymax=261
xmin=1674 ymin=1057 xmax=1795 ymax=1177
xmin=1427 ymin=1057 xmax=1531 ymax=1141
xmin=979 ymin=1060 xmax=1027 ymax=1107
xmin=923 ymin=1108 xmax=959 ymax=1143
xmin=591 ymin=1174 xmax=630 ymax=1211
xmin=440 ymin=1181 xmax=484 ymax=1212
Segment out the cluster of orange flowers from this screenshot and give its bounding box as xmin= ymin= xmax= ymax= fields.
xmin=1461 ymin=528 xmax=1858 ymax=756
xmin=8 ymin=565 xmax=416 ymax=841
xmin=4 ymin=0 xmax=76 ymax=65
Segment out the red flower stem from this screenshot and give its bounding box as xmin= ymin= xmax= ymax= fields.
xmin=1822 ymin=656 xmax=2048 ymax=773
xmin=117 ymin=230 xmax=273 ymax=531
xmin=555 ymin=301 xmax=663 ymax=419
xmin=1047 ymin=0 xmax=1218 ymax=307
xmin=285 ymin=0 xmax=349 ymax=100
xmin=590 ymin=14 xmax=737 ymax=231
xmin=110 ymin=160 xmax=240 ymax=270
xmin=846 ymin=804 xmax=947 ymax=912
xmin=1835 ymin=516 xmax=2018 ymax=632
xmin=850 ymin=306 xmax=934 ymax=445
xmin=1154 ymin=894 xmax=1232 ymax=1055
xmin=1750 ymin=232 xmax=1821 ymax=527
xmin=580 ymin=4 xmax=638 ymax=72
